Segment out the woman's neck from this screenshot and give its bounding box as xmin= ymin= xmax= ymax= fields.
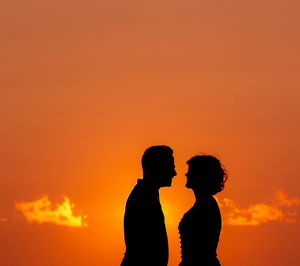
xmin=193 ymin=188 xmax=212 ymax=203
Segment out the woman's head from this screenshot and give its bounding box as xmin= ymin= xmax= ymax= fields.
xmin=185 ymin=155 xmax=227 ymax=195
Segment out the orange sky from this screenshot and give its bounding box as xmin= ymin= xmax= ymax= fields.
xmin=1 ymin=0 xmax=300 ymax=265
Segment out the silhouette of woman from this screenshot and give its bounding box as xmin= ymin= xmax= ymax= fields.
xmin=179 ymin=155 xmax=227 ymax=266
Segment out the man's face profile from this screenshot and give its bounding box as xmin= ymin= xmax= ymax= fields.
xmin=158 ymin=155 xmax=176 ymax=187
xmin=141 ymin=146 xmax=176 ymax=188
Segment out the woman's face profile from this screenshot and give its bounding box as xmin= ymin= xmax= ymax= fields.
xmin=185 ymin=166 xmax=198 ymax=189
xmin=185 ymin=164 xmax=210 ymax=192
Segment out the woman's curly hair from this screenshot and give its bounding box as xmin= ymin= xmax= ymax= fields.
xmin=187 ymin=155 xmax=228 ymax=195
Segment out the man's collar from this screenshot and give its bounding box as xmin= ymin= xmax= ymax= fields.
xmin=137 ymin=179 xmax=159 ymax=199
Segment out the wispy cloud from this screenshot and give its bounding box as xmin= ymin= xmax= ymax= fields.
xmin=16 ymin=195 xmax=87 ymax=227
xmin=219 ymin=190 xmax=300 ymax=226
xmin=272 ymin=190 xmax=300 ymax=207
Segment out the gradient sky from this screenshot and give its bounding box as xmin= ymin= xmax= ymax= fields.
xmin=1 ymin=0 xmax=300 ymax=265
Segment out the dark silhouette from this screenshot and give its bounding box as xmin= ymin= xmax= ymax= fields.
xmin=121 ymin=146 xmax=177 ymax=266
xmin=179 ymin=155 xmax=228 ymax=266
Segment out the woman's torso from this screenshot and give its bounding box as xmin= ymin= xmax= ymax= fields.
xmin=179 ymin=196 xmax=221 ymax=266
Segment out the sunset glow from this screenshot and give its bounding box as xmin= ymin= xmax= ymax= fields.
xmin=1 ymin=0 xmax=300 ymax=265
xmin=16 ymin=195 xmax=87 ymax=227
xmin=220 ymin=190 xmax=300 ymax=226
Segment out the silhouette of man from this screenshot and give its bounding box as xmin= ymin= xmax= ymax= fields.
xmin=121 ymin=146 xmax=177 ymax=266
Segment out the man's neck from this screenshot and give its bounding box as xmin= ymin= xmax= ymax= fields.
xmin=141 ymin=177 xmax=160 ymax=193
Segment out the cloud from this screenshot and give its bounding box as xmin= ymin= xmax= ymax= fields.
xmin=0 ymin=217 xmax=8 ymax=222
xmin=272 ymin=190 xmax=300 ymax=207
xmin=15 ymin=195 xmax=87 ymax=227
xmin=219 ymin=190 xmax=300 ymax=226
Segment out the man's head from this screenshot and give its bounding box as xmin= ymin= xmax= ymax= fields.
xmin=141 ymin=145 xmax=176 ymax=188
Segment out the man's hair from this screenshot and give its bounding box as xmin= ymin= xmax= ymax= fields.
xmin=141 ymin=145 xmax=173 ymax=173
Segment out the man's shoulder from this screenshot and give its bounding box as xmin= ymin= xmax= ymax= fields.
xmin=125 ymin=180 xmax=158 ymax=211
xmin=127 ymin=181 xmax=146 ymax=202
